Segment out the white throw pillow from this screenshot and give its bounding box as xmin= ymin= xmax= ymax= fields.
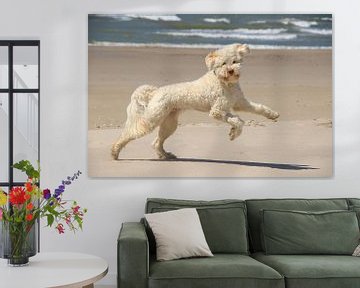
xmin=145 ymin=208 xmax=213 ymax=261
xmin=353 ymin=244 xmax=360 ymax=256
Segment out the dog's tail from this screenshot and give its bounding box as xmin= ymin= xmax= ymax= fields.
xmin=124 ymin=85 xmax=158 ymax=133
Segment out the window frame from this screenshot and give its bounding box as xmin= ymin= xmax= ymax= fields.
xmin=0 ymin=40 xmax=40 ymax=190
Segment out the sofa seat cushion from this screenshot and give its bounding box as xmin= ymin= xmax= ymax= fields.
xmin=149 ymin=254 xmax=284 ymax=288
xmin=252 ymin=252 xmax=360 ymax=288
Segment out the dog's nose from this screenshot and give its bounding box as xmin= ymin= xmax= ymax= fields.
xmin=228 ymin=69 xmax=234 ymax=75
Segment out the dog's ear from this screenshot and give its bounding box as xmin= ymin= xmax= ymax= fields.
xmin=236 ymin=44 xmax=250 ymax=57
xmin=205 ymin=51 xmax=218 ymax=70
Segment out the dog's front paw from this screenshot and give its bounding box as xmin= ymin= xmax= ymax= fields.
xmin=229 ymin=127 xmax=242 ymax=141
xmin=267 ymin=110 xmax=280 ymax=120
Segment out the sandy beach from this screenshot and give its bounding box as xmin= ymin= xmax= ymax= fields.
xmin=88 ymin=46 xmax=332 ymax=177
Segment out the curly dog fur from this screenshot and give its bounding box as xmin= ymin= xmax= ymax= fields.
xmin=111 ymin=43 xmax=279 ymax=160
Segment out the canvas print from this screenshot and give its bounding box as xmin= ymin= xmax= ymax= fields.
xmin=88 ymin=14 xmax=332 ymax=177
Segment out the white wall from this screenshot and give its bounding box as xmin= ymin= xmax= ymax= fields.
xmin=1 ymin=0 xmax=360 ymax=285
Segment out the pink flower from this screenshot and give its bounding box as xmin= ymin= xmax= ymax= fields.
xmin=65 ymin=214 xmax=71 ymax=225
xmin=0 ymin=208 xmax=3 ymax=220
xmin=72 ymin=205 xmax=80 ymax=215
xmin=56 ymin=223 xmax=65 ymax=234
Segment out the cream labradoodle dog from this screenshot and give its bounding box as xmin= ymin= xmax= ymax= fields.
xmin=111 ymin=43 xmax=279 ymax=160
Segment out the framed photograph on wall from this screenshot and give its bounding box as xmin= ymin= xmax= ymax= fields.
xmin=88 ymin=14 xmax=332 ymax=177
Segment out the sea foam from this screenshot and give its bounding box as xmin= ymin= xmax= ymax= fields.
xmin=125 ymin=15 xmax=181 ymax=22
xmin=300 ymin=28 xmax=332 ymax=35
xmin=203 ymin=18 xmax=230 ymax=24
xmin=281 ymin=18 xmax=318 ymax=28
xmin=89 ymin=41 xmax=331 ymax=50
xmin=95 ymin=14 xmax=132 ymax=21
xmin=157 ymin=28 xmax=296 ymax=41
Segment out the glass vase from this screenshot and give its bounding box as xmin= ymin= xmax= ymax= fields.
xmin=0 ymin=220 xmax=37 ymax=266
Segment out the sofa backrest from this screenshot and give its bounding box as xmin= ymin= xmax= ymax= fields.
xmin=348 ymin=198 xmax=360 ymax=207
xmin=145 ymin=198 xmax=249 ymax=255
xmin=245 ymin=198 xmax=349 ymax=252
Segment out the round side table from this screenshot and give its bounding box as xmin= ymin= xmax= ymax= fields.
xmin=0 ymin=252 xmax=108 ymax=288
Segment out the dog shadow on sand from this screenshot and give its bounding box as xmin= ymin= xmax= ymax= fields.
xmin=117 ymin=158 xmax=318 ymax=171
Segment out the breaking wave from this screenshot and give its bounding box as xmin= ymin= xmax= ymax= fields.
xmin=300 ymin=28 xmax=332 ymax=35
xmin=203 ymin=18 xmax=230 ymax=24
xmin=89 ymin=41 xmax=331 ymax=50
xmin=157 ymin=28 xmax=296 ymax=41
xmin=125 ymin=15 xmax=181 ymax=22
xmin=281 ymin=18 xmax=318 ymax=28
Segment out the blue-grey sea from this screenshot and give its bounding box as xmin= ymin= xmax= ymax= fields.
xmin=88 ymin=14 xmax=332 ymax=49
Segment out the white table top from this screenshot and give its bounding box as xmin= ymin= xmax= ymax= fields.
xmin=0 ymin=252 xmax=108 ymax=288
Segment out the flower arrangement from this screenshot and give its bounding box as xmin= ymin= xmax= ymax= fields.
xmin=0 ymin=160 xmax=87 ymax=265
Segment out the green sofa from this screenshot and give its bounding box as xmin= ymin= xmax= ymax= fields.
xmin=118 ymin=198 xmax=360 ymax=288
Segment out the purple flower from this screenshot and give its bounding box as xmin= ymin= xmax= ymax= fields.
xmin=54 ymin=189 xmax=63 ymax=198
xmin=54 ymin=171 xmax=82 ymax=199
xmin=43 ymin=189 xmax=51 ymax=200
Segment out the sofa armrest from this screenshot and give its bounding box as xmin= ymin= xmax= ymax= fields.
xmin=118 ymin=222 xmax=149 ymax=288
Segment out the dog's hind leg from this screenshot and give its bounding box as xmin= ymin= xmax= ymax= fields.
xmin=152 ymin=110 xmax=180 ymax=159
xmin=111 ymin=85 xmax=160 ymax=160
xmin=111 ymin=103 xmax=173 ymax=160
xmin=111 ymin=118 xmax=152 ymax=160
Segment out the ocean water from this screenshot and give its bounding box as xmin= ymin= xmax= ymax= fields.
xmin=88 ymin=14 xmax=332 ymax=49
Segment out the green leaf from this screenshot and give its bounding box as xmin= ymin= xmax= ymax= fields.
xmin=12 ymin=160 xmax=40 ymax=180
xmin=47 ymin=214 xmax=54 ymax=227
xmin=46 ymin=205 xmax=60 ymax=217
xmin=75 ymin=216 xmax=83 ymax=230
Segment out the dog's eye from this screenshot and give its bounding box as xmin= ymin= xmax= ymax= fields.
xmin=232 ymin=60 xmax=237 ymax=64
xmin=222 ymin=62 xmax=226 ymax=66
